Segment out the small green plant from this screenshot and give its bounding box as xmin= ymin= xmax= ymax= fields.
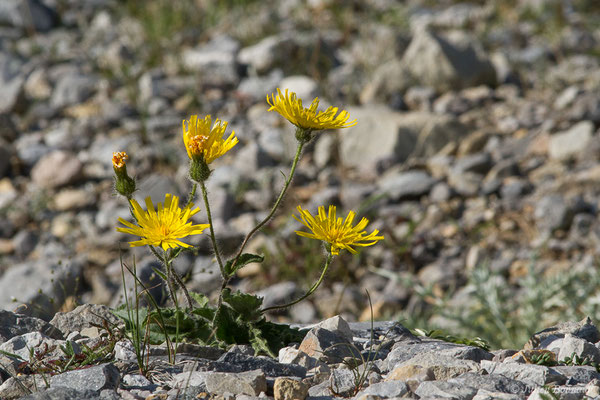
xmin=382 ymin=256 xmax=600 ymax=349
xmin=529 ymin=351 xmax=557 ymax=366
xmin=112 ymin=89 xmax=383 ymax=358
xmin=329 ymin=291 xmax=390 ymax=397
xmin=412 ymin=328 xmax=490 ymax=351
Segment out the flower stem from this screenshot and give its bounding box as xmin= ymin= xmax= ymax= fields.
xmin=186 ymin=183 xmax=197 ymax=208
xmin=261 ymin=252 xmax=333 ymax=313
xmin=199 ymin=181 xmax=225 ymax=278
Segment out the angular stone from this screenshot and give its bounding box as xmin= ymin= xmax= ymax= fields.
xmin=414 ymin=380 xmax=478 ymax=399
xmin=0 ymin=258 xmax=83 ymax=320
xmin=31 ymin=150 xmax=83 ymax=189
xmin=217 ymin=352 xmax=306 ymax=377
xmin=329 ymin=368 xmax=356 ymax=397
xmin=50 ymin=74 xmax=97 ymax=109
xmin=0 ymin=310 xmax=63 ymax=343
xmin=298 ymin=327 xmax=360 ymax=364
xmin=0 ymin=331 xmax=73 ymax=360
xmin=451 ymin=372 xmax=531 ymax=395
xmin=377 ymin=170 xmax=436 ymax=201
xmin=549 ymin=120 xmax=594 ymax=160
xmin=50 ymin=304 xmax=121 ymax=338
xmin=357 ymin=380 xmax=409 ymax=398
xmin=50 ymin=363 xmax=120 ymax=392
xmin=313 ymin=315 xmax=354 ymax=343
xmin=392 ymin=353 xmax=481 ymax=380
xmin=402 ymin=27 xmax=496 ymax=92
xmin=552 ymin=365 xmax=600 ymax=384
xmin=0 ymin=0 xmax=58 ymax=32
xmin=204 ymin=369 xmax=266 ymax=396
xmin=526 ymin=317 xmax=600 ymax=350
xmin=273 ymin=377 xmax=309 ymax=400
xmin=473 ymin=389 xmax=524 ymax=400
xmin=0 ymin=375 xmax=47 ymax=400
xmin=480 ymin=361 xmax=566 ymax=386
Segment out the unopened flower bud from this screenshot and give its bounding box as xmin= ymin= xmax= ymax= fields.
xmin=112 ymin=151 xmax=136 ymax=198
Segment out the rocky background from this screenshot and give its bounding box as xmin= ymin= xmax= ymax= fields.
xmin=1 ymin=0 xmax=600 ymax=351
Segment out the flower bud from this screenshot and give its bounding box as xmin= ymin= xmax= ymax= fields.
xmin=189 ymin=157 xmax=212 ymax=182
xmin=112 ymin=151 xmax=136 ymax=198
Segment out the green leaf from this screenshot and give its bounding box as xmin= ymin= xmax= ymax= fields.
xmin=224 ymin=253 xmax=264 ymax=277
xmin=151 ymin=267 xmax=167 ymax=281
xmin=222 ymin=289 xmax=263 ymax=322
xmin=190 ymin=292 xmax=210 ymax=308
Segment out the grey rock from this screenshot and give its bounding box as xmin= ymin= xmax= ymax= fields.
xmin=31 ymin=150 xmax=83 ymax=189
xmin=50 ymin=74 xmax=98 ymax=109
xmin=0 ymin=310 xmax=63 ymax=343
xmin=204 ymin=369 xmax=266 ymax=396
xmin=182 ymin=34 xmax=240 ymax=87
xmin=234 ymin=141 xmax=277 ymax=174
xmin=377 ymin=170 xmax=436 ymax=201
xmin=298 ymin=327 xmax=361 ymax=364
xmin=237 ymin=69 xmax=283 ymax=101
xmin=534 ymin=194 xmax=573 ymax=233
xmin=414 ymin=380 xmax=479 ymax=399
xmin=481 ymin=361 xmax=566 ymax=386
xmin=402 ymin=27 xmax=496 ymax=92
xmin=473 ymin=389 xmax=524 ymax=400
xmin=0 ymin=375 xmax=47 ymax=400
xmin=386 ymin=339 xmax=491 ymax=371
xmin=279 ymin=75 xmax=318 ymax=102
xmin=357 ymin=380 xmax=409 ymax=398
xmin=338 ymin=106 xmax=417 ymax=172
xmin=413 ymin=113 xmax=470 ymax=158
xmin=50 ymin=304 xmax=121 ymax=338
xmin=329 ymin=368 xmax=356 ymax=397
xmin=549 ymin=121 xmax=595 ymax=160
xmin=0 ymin=52 xmax=25 ymax=114
xmin=238 ymin=35 xmax=295 ymax=74
xmin=314 ymin=315 xmax=354 ymax=343
xmin=12 ymin=230 xmax=38 ymax=258
xmin=0 ymin=331 xmax=71 ymax=360
xmin=451 ymin=372 xmax=531 ymax=395
xmin=50 ymin=363 xmax=120 ymax=392
xmin=171 ymin=371 xmax=209 ymax=392
xmin=217 ymin=352 xmax=306 ymax=377
xmin=552 ymin=365 xmax=600 ymax=384
xmin=391 ymin=352 xmax=481 ymax=381
xmin=0 ymin=258 xmax=83 ymax=320
xmin=0 ymin=0 xmax=58 ymax=32
xmin=452 ymin=153 xmax=493 ymax=175
xmin=448 ymin=171 xmax=483 ymax=197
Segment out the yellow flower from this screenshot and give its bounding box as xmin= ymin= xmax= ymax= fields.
xmin=267 ymin=88 xmax=357 ymax=131
xmin=294 ymin=205 xmax=383 ymax=255
xmin=112 ymin=151 xmax=128 ymax=170
xmin=117 ymin=194 xmax=208 ymax=250
xmin=182 ymin=115 xmax=239 ymax=164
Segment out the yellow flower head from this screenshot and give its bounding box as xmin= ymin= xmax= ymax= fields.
xmin=267 ymin=88 xmax=357 ymax=131
xmin=182 ymin=115 xmax=239 ymax=164
xmin=117 ymin=194 xmax=209 ymax=250
xmin=294 ymin=205 xmax=384 ymax=255
xmin=112 ymin=151 xmax=128 ymax=169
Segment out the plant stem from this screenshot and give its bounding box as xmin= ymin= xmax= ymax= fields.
xmin=199 ymin=181 xmax=225 ymax=277
xmin=186 ymin=183 xmax=197 ymax=207
xmin=261 ymin=252 xmax=333 ymax=313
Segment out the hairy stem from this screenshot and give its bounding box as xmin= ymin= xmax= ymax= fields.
xmin=200 ymin=181 xmax=225 ymax=277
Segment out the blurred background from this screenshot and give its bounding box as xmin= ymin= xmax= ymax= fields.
xmin=1 ymin=0 xmax=600 ymax=349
